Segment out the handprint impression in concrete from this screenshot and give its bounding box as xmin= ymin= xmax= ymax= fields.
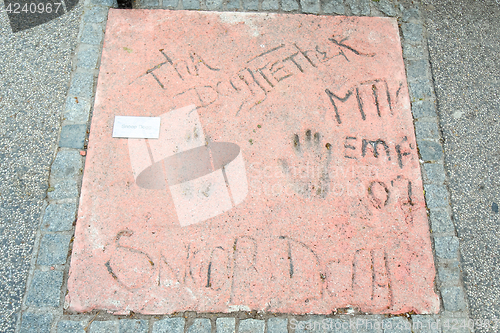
xmin=279 ymin=130 xmax=332 ymax=198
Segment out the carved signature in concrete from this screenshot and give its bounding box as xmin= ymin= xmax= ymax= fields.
xmin=105 ymin=232 xmax=393 ymax=313
xmin=140 ymin=36 xmax=374 ymax=116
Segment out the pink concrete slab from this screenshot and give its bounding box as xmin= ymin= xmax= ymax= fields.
xmin=67 ymin=10 xmax=440 ymax=315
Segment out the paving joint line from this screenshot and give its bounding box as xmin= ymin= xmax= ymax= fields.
xmin=14 ymin=0 xmax=473 ymax=332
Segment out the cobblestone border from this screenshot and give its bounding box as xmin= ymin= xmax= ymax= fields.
xmin=16 ymin=0 xmax=473 ymax=332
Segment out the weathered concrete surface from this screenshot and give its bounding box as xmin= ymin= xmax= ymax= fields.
xmin=67 ymin=10 xmax=438 ymax=315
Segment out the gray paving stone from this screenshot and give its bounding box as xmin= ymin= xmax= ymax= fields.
xmin=321 ymin=0 xmax=344 ymax=14
xmin=402 ymin=6 xmax=420 ymax=22
xmin=406 ymin=59 xmax=429 ymax=80
xmin=80 ymin=23 xmax=104 ymax=45
xmin=382 ymin=317 xmax=411 ymax=333
xmin=411 ymin=100 xmax=437 ymax=119
xmin=424 ymin=184 xmax=449 ymax=209
xmin=418 ymin=140 xmax=443 ymax=161
xmin=89 ymin=321 xmax=119 ymax=333
xmin=119 ymin=319 xmax=148 ymax=332
xmin=441 ymin=286 xmax=467 ymax=312
xmin=139 ymin=0 xmax=160 ymax=6
xmin=293 ymin=319 xmax=311 ymax=332
xmin=282 ymin=0 xmax=299 ymax=11
xmin=356 ymin=318 xmax=383 ymax=333
xmin=438 ymin=260 xmax=461 ymax=284
xmin=434 ymin=235 xmax=459 ymax=259
xmin=42 ymin=203 xmax=77 ymax=231
xmin=187 ymin=319 xmax=211 ymax=333
xmin=402 ymin=43 xmax=425 ymax=59
xmin=268 ymin=318 xmax=288 ymax=333
xmin=346 ymin=0 xmax=370 ymax=16
xmin=375 ymin=0 xmax=396 ymax=17
xmin=57 ymin=320 xmax=86 ymax=333
xmin=415 ymin=121 xmax=440 ymax=140
xmin=163 ymin=0 xmax=180 ymax=7
xmin=239 ymin=319 xmax=264 ymax=333
xmin=216 ymin=318 xmax=235 ymax=333
xmin=37 ymin=233 xmax=72 ymax=265
xmin=423 ymin=163 xmax=446 ymax=184
xmin=19 ymin=313 xmax=54 ymax=333
xmin=183 ymin=0 xmax=200 ymax=9
xmin=48 ymin=179 xmax=79 ymax=200
xmin=153 ymin=317 xmax=185 ymax=333
xmin=439 ymin=319 xmax=470 ymax=333
xmin=90 ymin=0 xmax=117 ymax=6
xmin=261 ymin=0 xmax=279 ymax=10
xmin=301 ymin=0 xmax=320 ymax=13
xmin=206 ymin=0 xmax=223 ymax=10
xmin=294 ymin=317 xmax=330 ymax=332
xmin=410 ymin=315 xmax=440 ymax=333
xmin=243 ymin=0 xmax=258 ymax=10
xmin=441 ymin=318 xmax=468 ymax=333
xmin=408 ymin=79 xmax=434 ymax=101
xmin=328 ymin=318 xmax=353 ymax=332
xmin=64 ymin=96 xmax=91 ymax=123
xmin=402 ymin=23 xmax=423 ymax=43
xmin=26 ymin=270 xmax=63 ymax=307
xmin=77 ymin=45 xmax=101 ymax=70
xmin=226 ymin=0 xmax=240 ymax=10
xmin=83 ymin=6 xmax=109 ymax=23
xmin=429 ymin=209 xmax=455 ymax=233
xmin=69 ymin=72 xmax=94 ymax=99
xmin=51 ymin=150 xmax=83 ymax=179
xmin=59 ymin=124 xmax=87 ymax=149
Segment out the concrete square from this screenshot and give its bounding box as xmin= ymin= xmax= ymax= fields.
xmin=67 ymin=10 xmax=438 ymax=315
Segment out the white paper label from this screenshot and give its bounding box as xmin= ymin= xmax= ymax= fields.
xmin=112 ymin=116 xmax=161 ymax=139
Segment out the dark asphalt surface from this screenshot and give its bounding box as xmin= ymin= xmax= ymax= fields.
xmin=423 ymin=0 xmax=500 ymax=331
xmin=0 ymin=2 xmax=81 ymax=331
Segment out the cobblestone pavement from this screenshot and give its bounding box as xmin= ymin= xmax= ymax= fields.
xmin=1 ymin=0 xmax=497 ymax=331
xmin=0 ymin=1 xmax=82 ymax=332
